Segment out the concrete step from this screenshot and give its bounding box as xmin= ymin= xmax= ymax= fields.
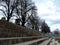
xmin=39 ymin=38 xmax=52 ymax=45
xmin=0 ymin=36 xmax=48 ymax=45
xmin=13 ymin=38 xmax=48 ymax=45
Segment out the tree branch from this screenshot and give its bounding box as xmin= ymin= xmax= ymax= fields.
xmin=0 ymin=9 xmax=7 ymax=17
xmin=24 ymin=6 xmax=37 ymax=14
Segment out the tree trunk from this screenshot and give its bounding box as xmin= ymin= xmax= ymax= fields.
xmin=15 ymin=19 xmax=20 ymax=25
xmin=22 ymin=16 xmax=25 ymax=27
xmin=7 ymin=15 xmax=10 ymax=22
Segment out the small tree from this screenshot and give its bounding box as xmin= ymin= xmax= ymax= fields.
xmin=1 ymin=17 xmax=6 ymax=20
xmin=53 ymin=29 xmax=60 ymax=36
xmin=41 ymin=21 xmax=50 ymax=33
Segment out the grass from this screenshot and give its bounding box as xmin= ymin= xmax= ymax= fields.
xmin=55 ymin=37 xmax=60 ymax=43
xmin=56 ymin=38 xmax=60 ymax=43
xmin=58 ymin=39 xmax=60 ymax=43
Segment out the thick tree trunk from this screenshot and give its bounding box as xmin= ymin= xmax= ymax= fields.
xmin=7 ymin=15 xmax=10 ymax=22
xmin=15 ymin=19 xmax=20 ymax=25
xmin=22 ymin=16 xmax=25 ymax=27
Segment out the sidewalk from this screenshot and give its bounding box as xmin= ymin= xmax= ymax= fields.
xmin=39 ymin=38 xmax=52 ymax=45
xmin=50 ymin=39 xmax=60 ymax=45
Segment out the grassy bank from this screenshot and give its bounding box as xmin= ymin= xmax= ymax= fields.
xmin=0 ymin=20 xmax=42 ymax=37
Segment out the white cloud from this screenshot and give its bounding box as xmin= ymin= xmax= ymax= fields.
xmin=50 ymin=24 xmax=60 ymax=31
xmin=37 ymin=0 xmax=56 ymax=15
xmin=33 ymin=0 xmax=60 ymax=31
xmin=41 ymin=15 xmax=60 ymax=20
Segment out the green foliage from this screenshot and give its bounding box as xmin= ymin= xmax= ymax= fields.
xmin=56 ymin=38 xmax=60 ymax=43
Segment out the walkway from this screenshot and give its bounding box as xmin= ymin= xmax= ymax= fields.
xmin=50 ymin=39 xmax=60 ymax=45
xmin=39 ymin=38 xmax=51 ymax=45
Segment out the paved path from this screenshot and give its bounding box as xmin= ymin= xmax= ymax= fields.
xmin=50 ymin=39 xmax=60 ymax=45
xmin=39 ymin=38 xmax=52 ymax=45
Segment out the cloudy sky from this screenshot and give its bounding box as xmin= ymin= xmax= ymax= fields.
xmin=33 ymin=0 xmax=60 ymax=31
xmin=0 ymin=0 xmax=60 ymax=32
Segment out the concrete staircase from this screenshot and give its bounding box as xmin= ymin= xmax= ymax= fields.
xmin=0 ymin=36 xmax=52 ymax=45
xmin=0 ymin=20 xmax=52 ymax=45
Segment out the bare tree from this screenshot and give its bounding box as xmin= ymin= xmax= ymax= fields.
xmin=0 ymin=0 xmax=20 ymax=21
xmin=41 ymin=21 xmax=50 ymax=33
xmin=0 ymin=0 xmax=41 ymax=30
xmin=26 ymin=6 xmax=41 ymax=31
xmin=14 ymin=0 xmax=37 ymax=27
